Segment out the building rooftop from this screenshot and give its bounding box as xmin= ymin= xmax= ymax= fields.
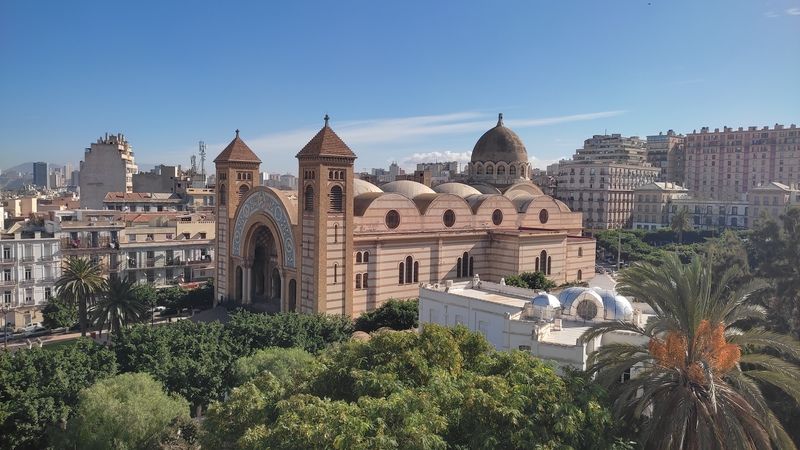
xmin=296 ymin=116 xmax=356 ymax=159
xmin=213 ymin=130 xmax=261 ymax=164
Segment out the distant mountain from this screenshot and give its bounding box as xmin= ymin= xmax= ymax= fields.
xmin=1 ymin=161 xmax=67 ymax=175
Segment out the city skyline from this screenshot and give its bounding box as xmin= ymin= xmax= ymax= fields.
xmin=1 ymin=0 xmax=799 ymax=172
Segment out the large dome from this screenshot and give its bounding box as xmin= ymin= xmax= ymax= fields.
xmin=471 ymin=113 xmax=529 ymax=164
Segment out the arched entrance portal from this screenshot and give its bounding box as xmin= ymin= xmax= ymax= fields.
xmin=248 ymin=225 xmax=282 ymax=312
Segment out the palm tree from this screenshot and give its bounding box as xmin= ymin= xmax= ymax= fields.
xmin=55 ymin=257 xmax=105 ymax=337
xmin=91 ymin=277 xmax=148 ymax=338
xmin=670 ymin=206 xmax=692 ymax=244
xmin=581 ymin=254 xmax=800 ymax=450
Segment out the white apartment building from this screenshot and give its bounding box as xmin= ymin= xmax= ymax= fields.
xmin=419 ymin=277 xmax=648 ymax=372
xmin=1 ymin=220 xmax=61 ymax=331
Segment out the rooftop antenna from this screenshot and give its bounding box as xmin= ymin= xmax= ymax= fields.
xmin=190 ymin=155 xmax=197 ymax=175
xmin=198 ymin=141 xmax=206 ymax=177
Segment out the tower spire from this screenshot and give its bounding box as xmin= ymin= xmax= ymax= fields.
xmin=324 ymin=114 xmax=330 ymax=127
xmin=497 ymin=113 xmax=504 ymax=126
xmin=235 ymin=129 xmax=240 ymax=138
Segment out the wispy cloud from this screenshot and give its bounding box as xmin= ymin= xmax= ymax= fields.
xmin=787 ymin=7 xmax=800 ymax=15
xmin=216 ymin=109 xmax=626 ymax=172
xmin=764 ymin=10 xmax=780 ymax=18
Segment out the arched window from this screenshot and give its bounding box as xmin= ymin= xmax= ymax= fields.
xmin=398 ymin=262 xmax=405 ymax=284
xmin=509 ymin=165 xmax=516 ymax=176
xmin=333 ymin=263 xmax=338 ymax=284
xmin=477 ymin=164 xmax=484 ymax=175
xmin=334 ymin=224 xmax=338 ymax=243
xmin=238 ymin=184 xmax=249 ymax=201
xmin=547 ymin=256 xmax=552 ymax=275
xmin=486 ymin=165 xmax=494 ymax=175
xmin=539 ymin=250 xmax=547 ymax=273
xmin=355 ymin=273 xmax=362 ymax=289
xmin=498 ymin=165 xmax=505 ymax=176
xmin=304 ymin=185 xmax=314 ymax=211
xmin=405 ymin=256 xmax=413 ymax=283
xmin=329 ymin=185 xmax=343 ymax=212
xmin=356 ymin=252 xmax=362 ymax=263
xmin=535 ymin=257 xmax=540 ymax=272
xmin=219 ymin=184 xmax=226 ymax=206
xmin=363 ymin=251 xmax=369 ymax=263
xmin=457 ymin=257 xmax=463 ymax=277
xmin=461 ymin=252 xmax=469 ymax=277
xmin=413 ymin=261 xmax=419 ymax=283
xmin=577 ymin=269 xmax=582 ymax=281
xmin=469 ymin=257 xmax=474 ymax=276
xmin=363 ymin=273 xmax=368 ymax=288
xmin=578 ymin=247 xmax=583 ymax=257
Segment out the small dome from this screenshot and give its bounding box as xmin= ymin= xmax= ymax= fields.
xmin=531 ymin=292 xmax=561 ymax=308
xmin=471 ymin=114 xmax=529 ymax=164
xmin=381 ymin=180 xmax=435 ymax=199
xmin=596 ymin=289 xmax=634 ymax=320
xmin=354 ymin=178 xmax=383 ymax=196
xmin=503 ymin=182 xmax=544 ymax=198
xmin=469 ymin=183 xmax=502 ymax=194
xmin=433 ymin=182 xmax=482 ymax=197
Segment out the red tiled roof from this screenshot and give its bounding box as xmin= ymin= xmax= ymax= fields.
xmin=296 ymin=125 xmax=356 ymax=159
xmin=213 ymin=131 xmax=261 ymax=163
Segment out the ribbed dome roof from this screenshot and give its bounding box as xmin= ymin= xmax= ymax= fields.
xmin=531 ymin=292 xmax=561 ymax=308
xmin=471 ymin=114 xmax=529 ymax=164
xmin=380 ymin=180 xmax=435 ymax=199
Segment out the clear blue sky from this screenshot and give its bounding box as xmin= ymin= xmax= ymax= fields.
xmin=1 ymin=0 xmax=798 ymax=173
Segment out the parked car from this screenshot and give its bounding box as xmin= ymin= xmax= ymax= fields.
xmin=22 ymin=322 xmax=46 ymax=333
xmin=151 ymin=306 xmax=167 ymax=313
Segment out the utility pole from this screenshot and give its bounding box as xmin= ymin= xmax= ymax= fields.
xmin=617 ymin=223 xmax=622 ymax=272
xmin=1 ymin=303 xmax=9 ymax=349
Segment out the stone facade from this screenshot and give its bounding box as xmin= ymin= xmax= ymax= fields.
xmin=646 ymin=130 xmax=685 ymax=183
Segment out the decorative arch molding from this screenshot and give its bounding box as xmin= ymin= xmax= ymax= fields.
xmin=232 ymin=189 xmax=296 ymax=268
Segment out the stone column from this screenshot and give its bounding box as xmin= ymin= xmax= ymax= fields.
xmin=242 ymin=259 xmax=253 ymax=304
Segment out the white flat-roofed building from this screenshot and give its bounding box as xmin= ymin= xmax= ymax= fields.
xmin=419 ymin=276 xmax=650 ymax=372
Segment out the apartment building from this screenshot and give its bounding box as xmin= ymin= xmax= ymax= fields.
xmin=556 ymin=134 xmax=659 ymax=229
xmin=747 ymin=182 xmax=800 ymax=225
xmin=632 ymin=183 xmax=750 ymax=230
xmin=79 ymin=133 xmax=138 ymax=209
xmin=684 ymin=124 xmax=800 ymax=201
xmin=1 ymin=220 xmax=60 ymax=331
xmin=646 ymin=130 xmax=685 ymax=183
xmin=103 ymin=192 xmax=185 ymax=212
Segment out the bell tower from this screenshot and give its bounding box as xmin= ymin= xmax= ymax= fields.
xmin=296 ymin=115 xmax=356 ymax=315
xmin=213 ymin=130 xmax=261 ymax=305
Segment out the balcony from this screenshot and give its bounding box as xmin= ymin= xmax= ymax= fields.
xmin=60 ymin=237 xmax=116 ymax=253
xmin=0 ymin=259 xmax=13 ymax=266
xmin=0 ymin=279 xmax=16 ymax=287
xmin=40 ymin=254 xmax=55 ymax=262
xmin=20 ymin=256 xmax=35 ymax=264
xmin=20 ymin=278 xmax=35 ymax=286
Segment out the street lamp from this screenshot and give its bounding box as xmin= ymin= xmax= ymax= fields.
xmin=1 ymin=303 xmax=10 ymax=349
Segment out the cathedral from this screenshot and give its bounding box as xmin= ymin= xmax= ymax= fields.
xmin=213 ymin=114 xmax=595 ymax=315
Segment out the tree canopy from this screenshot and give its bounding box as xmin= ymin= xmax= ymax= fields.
xmin=204 ymin=325 xmax=631 ymax=450
xmin=0 ymin=339 xmax=117 ymax=450
xmin=41 ymin=294 xmax=77 ymax=330
xmin=60 ymin=372 xmax=189 ymax=450
xmin=503 ymin=271 xmax=557 ymax=291
xmin=354 ymin=299 xmax=418 ymax=332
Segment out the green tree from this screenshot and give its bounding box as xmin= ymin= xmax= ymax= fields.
xmin=503 ymin=271 xmax=556 ymax=290
xmin=91 ymin=277 xmax=149 ymax=337
xmin=42 ymin=294 xmax=78 ymax=331
xmin=224 ymin=310 xmax=353 ymax=355
xmin=581 ymin=254 xmax=800 ymax=449
xmin=61 ymin=373 xmax=189 ymax=450
xmin=113 ymin=321 xmax=236 ymax=415
xmin=55 ymin=257 xmax=105 ymax=336
xmin=204 ymin=325 xmax=628 ymax=449
xmin=0 ymin=339 xmax=117 ymax=449
xmin=354 ymin=298 xmax=418 ymax=332
xmin=233 ymin=347 xmax=319 ymax=386
xmin=670 ymin=206 xmax=693 ymax=244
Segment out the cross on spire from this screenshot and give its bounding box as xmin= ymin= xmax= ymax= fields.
xmin=235 ymin=129 xmax=240 ymax=138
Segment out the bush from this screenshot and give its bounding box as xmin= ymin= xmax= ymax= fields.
xmin=354 ymin=298 xmax=418 ymax=332
xmin=61 ymin=373 xmax=189 ymax=450
xmin=503 ymin=272 xmax=557 ymax=291
xmin=224 ymin=310 xmax=353 ymax=355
